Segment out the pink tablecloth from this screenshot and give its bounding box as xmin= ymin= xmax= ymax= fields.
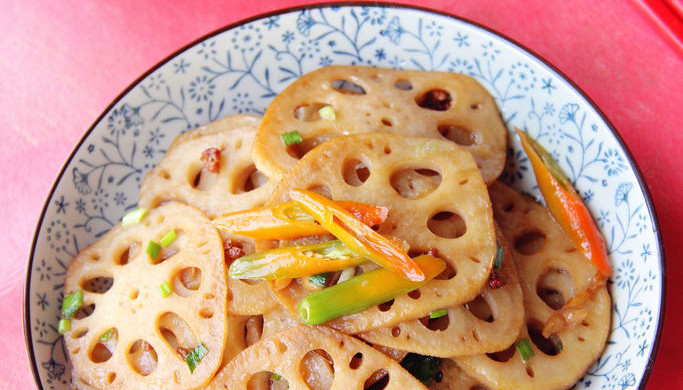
xmin=2 ymin=0 xmax=681 ymax=388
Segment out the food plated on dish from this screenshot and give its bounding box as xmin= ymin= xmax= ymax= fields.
xmin=25 ymin=5 xmax=663 ymax=390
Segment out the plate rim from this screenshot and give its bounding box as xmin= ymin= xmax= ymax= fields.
xmin=23 ymin=2 xmax=666 ymax=389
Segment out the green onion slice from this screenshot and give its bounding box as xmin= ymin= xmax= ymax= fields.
xmin=318 ymin=105 xmax=336 ymax=120
xmin=160 ymin=229 xmax=178 ymax=248
xmin=516 ymin=338 xmax=535 ymax=363
xmin=160 ymin=281 xmax=173 ymax=298
xmin=186 ymin=343 xmax=209 ymax=374
xmin=400 ymin=353 xmax=441 ymax=386
xmin=281 ymin=130 xmax=303 ymax=146
xmin=62 ymin=290 xmax=83 ymax=320
xmin=309 ymin=273 xmax=328 ymax=287
xmin=122 ymin=207 xmax=148 ymax=226
xmin=100 ymin=328 xmax=115 ymax=342
xmin=58 ymin=318 xmax=71 ymax=334
xmin=556 ymin=341 xmax=564 ymax=353
xmin=493 ymin=244 xmax=503 ymax=269
xmin=147 ymin=241 xmax=161 ymax=260
xmin=429 ymin=309 xmax=448 ymax=319
xmin=270 ymin=372 xmax=284 ymax=381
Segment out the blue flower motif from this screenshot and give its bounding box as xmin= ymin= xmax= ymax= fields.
xmin=36 ymin=293 xmax=48 ymax=311
xmin=481 ymin=41 xmax=501 ymax=61
xmin=543 ymin=123 xmax=563 ymax=146
xmin=36 ymin=259 xmax=52 ymax=282
xmin=197 ymin=40 xmax=217 ymax=60
xmin=188 ymin=75 xmax=215 ymax=102
xmin=232 ymin=92 xmax=254 ymax=114
xmin=149 ymin=128 xmax=164 ymax=145
xmin=541 ymin=77 xmax=556 ymax=95
xmin=640 ymin=243 xmax=652 ymax=262
xmin=618 ymin=373 xmax=635 ymax=389
xmin=146 ymin=73 xmax=165 ymax=91
xmin=635 ymin=213 xmax=648 ymax=233
xmin=107 ymin=106 xmax=130 ymax=136
xmin=143 ymin=145 xmax=154 ymax=159
xmin=42 ymin=358 xmax=65 ymax=380
xmin=637 ymin=340 xmax=649 ymax=357
xmin=425 ymin=20 xmax=443 ymax=37
xmin=72 ymin=168 xmax=91 ymax=195
xmin=91 ymin=189 xmax=109 ymax=212
xmin=297 ymin=10 xmax=315 ymax=36
xmin=559 ymin=103 xmax=579 ymax=124
xmin=388 ymin=55 xmax=405 ymax=69
xmin=173 ymin=58 xmax=190 ymax=74
xmin=319 ymin=56 xmax=333 ymax=67
xmin=54 ymin=196 xmax=69 ymax=214
xmin=298 ymin=38 xmax=320 ymax=59
xmin=113 ymin=192 xmax=126 ymax=206
xmin=231 ymin=24 xmax=263 ymax=53
xmin=597 ymin=209 xmax=610 ymax=228
xmin=282 ymin=30 xmax=295 ymax=44
xmin=263 ymin=16 xmax=280 ymax=30
xmin=453 ymin=31 xmax=469 ymax=47
xmin=75 ymin=198 xmax=86 ymax=214
xmin=603 ymin=149 xmax=627 ymax=177
xmin=582 ymin=189 xmax=594 ymax=203
xmin=34 ymin=318 xmax=49 ymax=339
xmin=374 ymin=48 xmax=386 ymax=61
xmin=615 ymin=258 xmax=635 ymax=288
xmin=382 ymin=17 xmax=404 ymax=45
xmin=615 ymin=182 xmax=633 ymax=206
xmin=448 ymin=58 xmax=473 ymax=74
xmin=543 ymin=102 xmax=555 ymax=116
xmin=508 ymin=61 xmax=537 ymax=91
xmin=361 ymin=7 xmax=387 ymax=25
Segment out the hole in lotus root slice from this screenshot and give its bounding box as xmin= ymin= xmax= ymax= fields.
xmin=349 ymin=352 xmax=363 ymax=369
xmin=438 ymin=124 xmax=478 ymax=146
xmin=188 ymin=162 xmax=219 ymax=191
xmin=247 ymin=371 xmax=290 ymax=389
xmin=115 ymin=241 xmax=141 ymax=266
xmin=74 ymin=303 xmax=96 ymax=320
xmin=331 ymin=79 xmax=367 ymax=95
xmin=364 ymin=369 xmax=390 ymax=389
xmin=286 ymin=134 xmax=337 ymax=160
xmin=107 ymin=372 xmax=116 ymax=384
xmin=415 ymin=88 xmax=452 ymax=111
xmin=514 ymin=230 xmax=547 ymax=255
xmin=378 ymin=299 xmax=395 ymax=312
xmin=82 ymin=276 xmax=114 ymax=294
xmin=127 ymin=339 xmax=158 ymax=376
xmin=232 ymin=164 xmax=269 ymax=194
xmin=465 ymin=295 xmax=494 ymax=323
xmin=435 ymin=262 xmax=456 ymax=280
xmin=528 ymin=321 xmax=563 ymax=356
xmin=536 ymin=268 xmax=573 ymax=310
xmin=485 ymin=343 xmax=516 ymax=362
xmin=172 ymin=267 xmax=202 ymax=297
xmin=89 ymin=328 xmax=118 ymax=363
xmin=394 ymin=79 xmax=413 ymax=90
xmin=300 ymin=349 xmax=335 ymax=390
xmin=407 ymin=289 xmax=421 ymax=299
xmin=72 ymin=328 xmax=88 ymax=339
xmin=244 ymin=315 xmax=264 ymax=347
xmin=342 ymin=157 xmax=371 ymax=187
xmin=380 ymin=118 xmax=393 ymax=127
xmin=158 ymin=312 xmax=198 ymax=355
xmin=427 ymin=211 xmax=467 ymax=239
xmin=418 ymin=312 xmax=450 ymax=331
xmin=293 ymin=103 xmax=329 ymax=121
xmin=390 ymin=167 xmax=442 ymax=200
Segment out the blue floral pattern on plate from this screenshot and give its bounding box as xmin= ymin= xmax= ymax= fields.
xmin=26 ymin=5 xmax=662 ymax=389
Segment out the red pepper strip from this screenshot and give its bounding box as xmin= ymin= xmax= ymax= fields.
xmin=212 ymin=201 xmax=388 ymax=240
xmin=517 ymin=129 xmax=612 ymax=276
xmin=290 ymin=189 xmax=425 ymax=282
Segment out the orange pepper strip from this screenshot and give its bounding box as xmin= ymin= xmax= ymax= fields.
xmin=290 ymin=189 xmax=425 ymax=282
xmin=517 ymin=129 xmax=612 ymax=276
xmin=212 ymin=201 xmax=388 ymax=240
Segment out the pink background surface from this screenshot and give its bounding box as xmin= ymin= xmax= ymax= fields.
xmin=2 ymin=0 xmax=681 ymax=388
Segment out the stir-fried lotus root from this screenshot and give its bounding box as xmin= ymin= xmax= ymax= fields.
xmin=252 ymin=66 xmax=507 ymax=184
xmin=359 ymin=226 xmax=524 ymax=357
xmin=63 ymin=203 xmax=227 ymax=390
xmin=205 ymin=326 xmax=429 ymax=390
xmin=454 ymin=182 xmax=610 ymax=390
xmin=266 ymin=133 xmax=497 ymax=333
xmin=139 ymin=114 xmax=272 ymax=218
xmin=430 ymin=359 xmax=488 ymax=390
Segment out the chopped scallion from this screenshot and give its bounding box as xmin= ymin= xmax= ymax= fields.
xmin=160 ymin=229 xmax=178 ymax=248
xmin=493 ymin=244 xmax=503 ymax=269
xmin=62 ymin=290 xmax=83 ymax=320
xmin=429 ymin=309 xmax=448 ymax=319
xmin=100 ymin=328 xmax=115 ymax=342
xmin=270 ymin=372 xmax=284 ymax=381
xmin=186 ymin=343 xmax=208 ymax=374
xmin=121 ymin=207 xmax=148 ymax=226
xmin=309 ymin=273 xmax=328 ymax=287
xmin=160 ymin=281 xmax=173 ymax=298
xmin=516 ymin=338 xmax=535 ymax=363
xmin=58 ymin=318 xmax=71 ymax=334
xmin=556 ymin=341 xmax=564 ymax=353
xmin=146 ymin=241 xmax=161 ymax=260
xmin=280 ymin=130 xmax=303 ymax=146
xmin=318 ymin=105 xmax=336 ymax=120
xmin=400 ymin=353 xmax=441 ymax=385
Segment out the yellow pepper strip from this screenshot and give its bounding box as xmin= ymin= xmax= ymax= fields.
xmin=229 ymin=240 xmax=367 ymax=280
xmin=213 ymin=201 xmax=388 ymax=240
xmin=298 ymin=255 xmax=445 ymax=325
xmin=290 ymin=189 xmax=425 ymax=282
xmin=517 ymin=129 xmax=611 ymax=276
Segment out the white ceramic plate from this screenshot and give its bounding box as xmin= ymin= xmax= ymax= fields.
xmin=25 ymin=4 xmax=664 ymax=389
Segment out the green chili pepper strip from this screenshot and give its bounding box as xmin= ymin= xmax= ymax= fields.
xmin=298 ymin=255 xmax=445 ymax=325
xmin=229 ymin=240 xmax=367 ymax=280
